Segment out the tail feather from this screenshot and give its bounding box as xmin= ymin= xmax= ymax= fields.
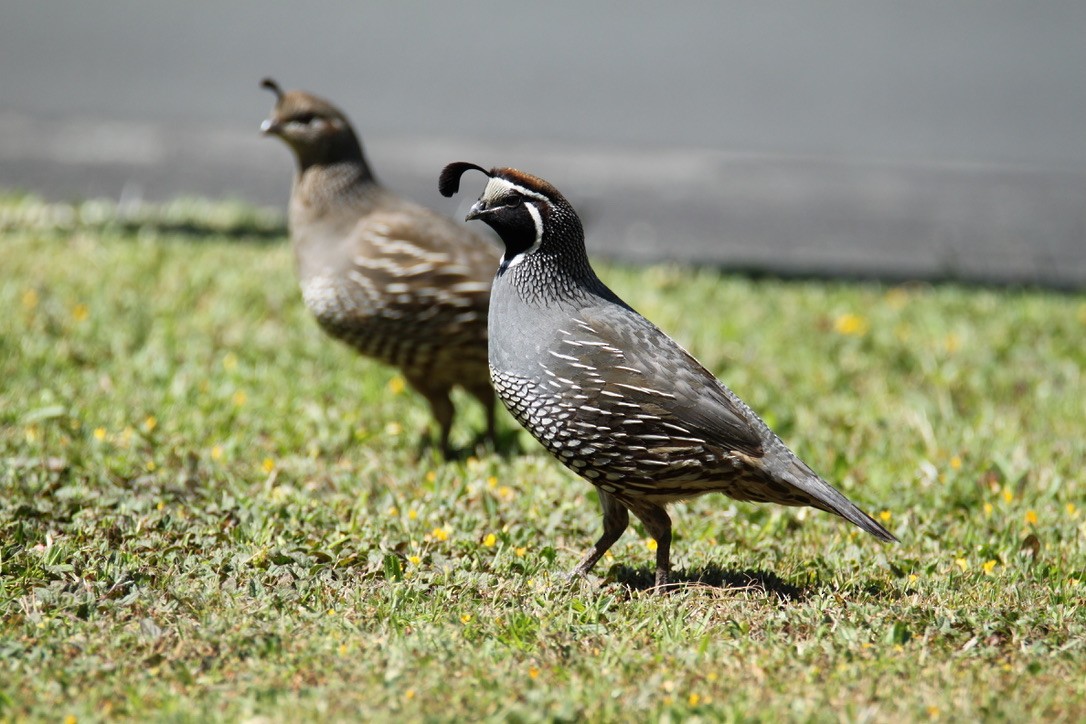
xmin=784 ymin=461 xmax=899 ymax=543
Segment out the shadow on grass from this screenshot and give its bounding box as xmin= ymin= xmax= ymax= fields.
xmin=609 ymin=564 xmax=809 ymax=600
xmin=416 ymin=426 xmax=526 ymax=463
xmin=609 ymin=563 xmax=905 ymax=602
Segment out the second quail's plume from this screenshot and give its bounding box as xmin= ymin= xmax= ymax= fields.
xmin=261 ymin=80 xmax=501 ymax=457
xmin=441 ymin=161 xmax=897 ymax=589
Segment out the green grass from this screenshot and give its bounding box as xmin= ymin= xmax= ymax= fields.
xmin=2 ymin=195 xmax=1084 ymax=722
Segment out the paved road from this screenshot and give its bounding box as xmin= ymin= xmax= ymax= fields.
xmin=3 ymin=2 xmax=1085 ymax=288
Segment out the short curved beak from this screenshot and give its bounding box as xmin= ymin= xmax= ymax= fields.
xmin=465 ymin=200 xmax=487 ymax=222
xmin=260 ymin=118 xmax=281 ymax=136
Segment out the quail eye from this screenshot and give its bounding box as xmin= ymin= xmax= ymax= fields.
xmin=293 ymin=112 xmax=318 ymax=125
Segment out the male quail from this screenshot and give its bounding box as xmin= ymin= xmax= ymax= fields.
xmin=260 ymin=79 xmax=500 ymax=457
xmin=440 ymin=162 xmax=897 ymax=588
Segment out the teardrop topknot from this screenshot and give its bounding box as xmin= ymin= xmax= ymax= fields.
xmin=439 ymin=162 xmax=491 ymax=198
xmin=260 ymin=78 xmax=284 ymax=100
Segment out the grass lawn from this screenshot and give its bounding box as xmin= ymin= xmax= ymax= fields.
xmin=1 ymin=195 xmax=1084 ymax=722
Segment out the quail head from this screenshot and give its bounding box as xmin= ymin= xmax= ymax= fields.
xmin=440 ymin=162 xmax=896 ymax=588
xmin=260 ymin=79 xmax=501 ymax=457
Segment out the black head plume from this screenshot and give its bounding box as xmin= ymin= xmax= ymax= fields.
xmin=260 ymin=78 xmax=284 ymax=101
xmin=439 ymin=162 xmax=490 ymax=198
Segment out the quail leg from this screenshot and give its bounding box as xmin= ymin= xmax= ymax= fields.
xmin=407 ymin=376 xmax=455 ymax=459
xmin=627 ymin=500 xmax=673 ymax=590
xmin=570 ymin=490 xmax=629 ymax=580
xmin=466 ymin=382 xmax=499 ymax=451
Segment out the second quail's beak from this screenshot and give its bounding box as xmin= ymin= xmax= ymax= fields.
xmin=465 ymin=200 xmax=488 ymax=222
xmin=260 ymin=117 xmax=282 ymax=136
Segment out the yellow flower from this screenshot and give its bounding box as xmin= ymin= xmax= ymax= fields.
xmin=928 ymin=705 xmax=941 ymax=720
xmin=404 ymin=689 xmax=415 ymax=701
xmin=486 ymin=475 xmax=498 ymax=489
xmin=688 ymin=693 xmax=701 ymax=707
xmin=1024 ymin=509 xmax=1037 ymax=525
xmin=1001 ymin=488 xmax=1013 ymax=504
xmin=64 ymin=716 xmax=77 ymax=724
xmin=93 ymin=427 xmax=107 ymax=441
xmin=338 ymin=643 xmax=348 ymax=656
xmin=982 ymin=560 xmax=998 ymax=575
xmin=834 ymin=313 xmax=869 ymax=337
xmin=71 ymin=303 xmax=89 ymax=321
xmin=644 ymin=538 xmax=658 ymax=551
xmin=1067 ymin=503 xmax=1079 ymax=519
xmin=878 ymin=510 xmax=892 ymax=523
xmin=949 ymin=455 xmax=962 ymax=470
xmin=528 ymin=666 xmax=540 ymax=680
xmin=388 ymin=376 xmax=406 ymax=395
xmin=385 ymin=421 xmax=402 ymax=436
xmin=983 ymin=502 xmax=993 ymax=517
xmin=145 ymin=460 xmax=156 ymax=472
xmin=884 ymin=287 xmax=909 ymax=309
xmin=943 ymin=333 xmax=961 ymax=353
xmin=431 ymin=527 xmax=449 ymax=542
xmin=22 ymin=289 xmax=39 ymax=310
xmin=425 ymin=470 xmax=437 ymax=483
xmin=408 ymin=509 xmax=418 ymax=521
xmin=387 ymin=505 xmax=399 ymax=516
xmin=408 ymin=555 xmax=421 ymax=565
xmin=514 ymin=546 xmax=527 ymax=558
xmin=143 ymin=416 xmax=157 ymax=432
xmin=222 ymin=352 xmax=238 ymax=371
xmin=497 ymin=485 xmax=514 ymax=500
xmin=460 ymin=614 xmax=472 ymax=624
xmin=954 ymin=558 xmax=969 ymax=572
xmin=262 ymin=457 xmax=276 ymax=473
xmin=211 ymin=445 xmax=223 ymax=461
xmin=483 ymin=533 xmax=497 ymax=547
xmin=907 ymin=573 xmax=918 ymax=584
xmin=232 ymin=390 xmax=247 ymax=407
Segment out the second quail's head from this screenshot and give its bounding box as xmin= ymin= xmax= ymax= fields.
xmin=260 ymin=78 xmax=362 ymax=170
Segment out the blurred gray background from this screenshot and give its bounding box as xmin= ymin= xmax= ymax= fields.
xmin=2 ymin=1 xmax=1085 ymax=287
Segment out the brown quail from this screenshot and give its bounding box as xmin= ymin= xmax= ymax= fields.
xmin=261 ymin=80 xmax=500 ymax=457
xmin=440 ymin=162 xmax=897 ymax=588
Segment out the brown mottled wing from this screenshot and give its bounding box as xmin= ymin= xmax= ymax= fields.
xmin=346 ymin=200 xmax=499 ymax=329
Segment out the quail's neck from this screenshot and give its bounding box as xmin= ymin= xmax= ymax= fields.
xmin=292 ymin=157 xmax=382 ymax=219
xmin=500 ymin=248 xmax=609 ymax=309
xmin=292 ymin=130 xmax=367 ymax=172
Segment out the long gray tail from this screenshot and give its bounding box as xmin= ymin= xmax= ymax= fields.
xmin=785 ymin=460 xmax=899 ymax=542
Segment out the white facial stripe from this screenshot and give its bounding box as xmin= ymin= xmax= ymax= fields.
xmin=524 ymin=202 xmax=544 ymax=253
xmin=501 ymin=201 xmax=544 ymax=270
xmin=482 ymin=177 xmax=551 ymax=207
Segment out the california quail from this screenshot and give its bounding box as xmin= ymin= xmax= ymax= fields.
xmin=440 ymin=162 xmax=897 ymax=588
xmin=260 ymin=80 xmax=500 ymax=457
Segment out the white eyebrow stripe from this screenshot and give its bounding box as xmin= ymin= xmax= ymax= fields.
xmin=483 ymin=177 xmax=551 ymax=206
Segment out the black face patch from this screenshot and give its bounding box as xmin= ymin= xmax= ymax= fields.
xmin=485 ymin=202 xmax=539 ymax=260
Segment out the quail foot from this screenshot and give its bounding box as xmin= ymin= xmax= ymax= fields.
xmin=261 ymin=80 xmax=500 ymax=457
xmin=440 ymin=162 xmax=896 ymax=589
